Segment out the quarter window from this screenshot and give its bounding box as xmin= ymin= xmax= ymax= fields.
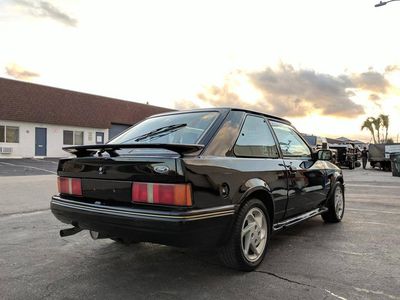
xmin=270 ymin=121 xmax=311 ymax=157
xmin=234 ymin=115 xmax=279 ymax=158
xmin=0 ymin=125 xmax=19 ymax=143
xmin=63 ymin=130 xmax=84 ymax=145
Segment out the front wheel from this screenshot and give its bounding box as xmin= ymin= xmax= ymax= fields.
xmin=219 ymin=199 xmax=270 ymax=271
xmin=321 ymin=183 xmax=345 ymax=223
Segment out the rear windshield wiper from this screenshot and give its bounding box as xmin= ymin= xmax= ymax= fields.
xmin=121 ymin=123 xmax=187 ymax=143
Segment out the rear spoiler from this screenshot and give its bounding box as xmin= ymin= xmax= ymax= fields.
xmin=62 ymin=143 xmax=205 ymax=157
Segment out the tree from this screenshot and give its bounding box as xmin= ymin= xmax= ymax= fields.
xmin=361 ymin=114 xmax=390 ymax=144
xmin=361 ymin=118 xmax=377 ymax=144
xmin=379 ymin=114 xmax=389 ymax=143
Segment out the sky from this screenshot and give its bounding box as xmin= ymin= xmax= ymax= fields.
xmin=1 ymin=0 xmax=399 ymax=141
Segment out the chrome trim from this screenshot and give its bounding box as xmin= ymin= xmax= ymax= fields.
xmin=51 ymin=196 xmax=235 ymax=221
xmin=273 ymin=207 xmax=328 ymax=231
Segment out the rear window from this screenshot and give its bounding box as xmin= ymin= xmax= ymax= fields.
xmin=109 ymin=111 xmax=219 ymax=145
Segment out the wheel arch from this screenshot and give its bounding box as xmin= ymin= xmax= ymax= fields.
xmin=327 ymin=173 xmax=344 ymax=201
xmin=238 ymin=186 xmax=275 ymax=229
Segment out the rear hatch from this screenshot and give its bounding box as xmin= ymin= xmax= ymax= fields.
xmin=58 ymin=152 xmax=184 ymax=205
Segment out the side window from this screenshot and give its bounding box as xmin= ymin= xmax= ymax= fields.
xmin=270 ymin=121 xmax=311 ymax=157
xmin=234 ymin=115 xmax=279 ymax=158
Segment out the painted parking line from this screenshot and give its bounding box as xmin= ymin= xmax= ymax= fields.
xmin=347 ymin=208 xmax=400 ymax=215
xmin=0 ymin=161 xmax=57 ymax=174
xmin=346 ymin=184 xmax=400 ymax=189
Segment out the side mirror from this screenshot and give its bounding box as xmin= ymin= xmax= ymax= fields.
xmin=317 ymin=149 xmax=332 ymax=161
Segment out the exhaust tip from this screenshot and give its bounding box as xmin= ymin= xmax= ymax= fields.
xmin=89 ymin=230 xmax=100 ymax=240
xmin=89 ymin=230 xmax=109 ymax=240
xmin=60 ymin=226 xmax=82 ymax=237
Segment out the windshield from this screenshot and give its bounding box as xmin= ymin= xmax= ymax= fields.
xmin=109 ymin=111 xmax=219 ymax=145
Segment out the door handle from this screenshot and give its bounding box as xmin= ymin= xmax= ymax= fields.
xmin=279 ymin=163 xmax=297 ymax=174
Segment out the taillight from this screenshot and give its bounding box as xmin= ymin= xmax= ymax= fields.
xmin=58 ymin=177 xmax=83 ymax=196
xmin=132 ymin=182 xmax=192 ymax=206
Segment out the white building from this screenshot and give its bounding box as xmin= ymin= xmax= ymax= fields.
xmin=0 ymin=78 xmax=171 ymax=158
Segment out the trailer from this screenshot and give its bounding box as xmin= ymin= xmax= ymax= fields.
xmin=369 ymin=144 xmax=400 ymax=171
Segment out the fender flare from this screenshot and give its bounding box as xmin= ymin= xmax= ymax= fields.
xmin=237 ymin=178 xmax=275 ymax=219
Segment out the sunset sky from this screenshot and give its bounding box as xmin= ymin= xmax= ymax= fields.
xmin=1 ymin=0 xmax=399 ymax=141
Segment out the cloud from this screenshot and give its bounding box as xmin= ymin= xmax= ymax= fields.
xmin=13 ymin=0 xmax=77 ymax=27
xmin=175 ymin=65 xmax=397 ymax=118
xmin=248 ymin=64 xmax=365 ymax=118
xmin=368 ymin=93 xmax=381 ymax=102
xmin=5 ymin=64 xmax=40 ymax=80
xmin=350 ymin=69 xmax=390 ymax=93
xmin=385 ymin=65 xmax=400 ymax=73
xmin=369 ymin=93 xmax=382 ymax=108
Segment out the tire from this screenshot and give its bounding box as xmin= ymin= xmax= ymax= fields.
xmin=321 ymin=182 xmax=345 ymax=223
xmin=219 ymin=199 xmax=270 ymax=271
xmin=110 ymin=237 xmax=139 ymax=245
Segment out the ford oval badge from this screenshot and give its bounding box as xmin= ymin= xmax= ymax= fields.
xmin=154 ymin=166 xmax=169 ymax=174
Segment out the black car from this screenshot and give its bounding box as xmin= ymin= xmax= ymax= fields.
xmin=51 ymin=108 xmax=345 ymax=271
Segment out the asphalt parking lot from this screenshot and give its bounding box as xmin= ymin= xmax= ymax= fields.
xmin=1 ymin=161 xmax=399 ymax=300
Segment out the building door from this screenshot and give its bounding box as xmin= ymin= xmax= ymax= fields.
xmin=109 ymin=123 xmax=130 ymax=140
xmin=96 ymin=132 xmax=104 ymax=144
xmin=35 ymin=127 xmax=47 ymax=156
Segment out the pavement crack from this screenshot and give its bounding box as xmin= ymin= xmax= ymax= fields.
xmin=254 ymin=270 xmax=348 ymax=300
xmin=254 ymin=270 xmax=315 ymax=288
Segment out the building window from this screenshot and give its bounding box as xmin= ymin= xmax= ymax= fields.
xmin=0 ymin=125 xmax=19 ymax=143
xmin=63 ymin=130 xmax=84 ymax=145
xmin=74 ymin=131 xmax=84 ymax=145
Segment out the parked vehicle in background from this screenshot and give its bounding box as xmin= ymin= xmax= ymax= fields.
xmin=302 ymin=134 xmax=327 ymax=151
xmin=329 ymin=144 xmax=360 ymax=170
xmin=369 ymin=143 xmax=400 ymax=171
xmin=302 ymin=134 xmax=337 ymax=165
xmin=51 ymin=108 xmax=345 ymax=271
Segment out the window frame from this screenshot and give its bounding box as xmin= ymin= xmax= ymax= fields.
xmin=269 ymin=120 xmax=312 ymax=159
xmin=63 ymin=130 xmax=84 ymax=145
xmin=0 ymin=125 xmax=20 ymax=143
xmin=0 ymin=125 xmax=4 ymax=143
xmin=233 ymin=114 xmax=281 ymax=159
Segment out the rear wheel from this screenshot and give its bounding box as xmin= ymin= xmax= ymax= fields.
xmin=219 ymin=199 xmax=270 ymax=271
xmin=321 ymin=183 xmax=345 ymax=223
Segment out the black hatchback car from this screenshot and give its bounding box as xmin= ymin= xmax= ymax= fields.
xmin=51 ymin=108 xmax=345 ymax=271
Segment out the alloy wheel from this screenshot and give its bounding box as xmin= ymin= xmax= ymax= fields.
xmin=241 ymin=207 xmax=267 ymax=262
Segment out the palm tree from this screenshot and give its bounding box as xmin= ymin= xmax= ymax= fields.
xmin=371 ymin=117 xmax=382 ymax=143
xmin=379 ymin=114 xmax=389 ymax=143
xmin=361 ymin=115 xmax=391 ymax=144
xmin=361 ymin=118 xmax=377 ymax=144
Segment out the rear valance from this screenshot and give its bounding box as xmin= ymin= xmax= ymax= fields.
xmin=62 ymin=143 xmax=205 ymax=157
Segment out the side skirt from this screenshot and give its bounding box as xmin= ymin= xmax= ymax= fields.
xmin=272 ymin=207 xmax=328 ymax=231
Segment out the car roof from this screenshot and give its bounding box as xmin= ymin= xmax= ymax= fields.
xmin=149 ymin=107 xmax=292 ymax=125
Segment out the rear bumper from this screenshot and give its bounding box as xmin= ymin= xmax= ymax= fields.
xmin=50 ymin=196 xmax=235 ymax=247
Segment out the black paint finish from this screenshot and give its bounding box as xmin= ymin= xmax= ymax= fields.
xmin=51 ymin=108 xmax=343 ymax=248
